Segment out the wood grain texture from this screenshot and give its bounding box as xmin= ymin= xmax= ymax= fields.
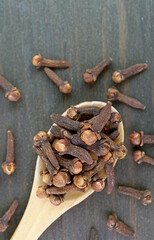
xmin=0 ymin=0 xmax=153 ymax=239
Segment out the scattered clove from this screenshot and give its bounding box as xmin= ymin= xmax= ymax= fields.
xmin=0 ymin=200 xmax=18 ymax=232
xmin=133 ymin=150 xmax=154 ymax=166
xmin=0 ymin=75 xmax=21 ymax=102
xmin=118 ymin=186 xmax=152 ymax=206
xmin=32 ymin=54 xmax=70 ymax=69
xmin=2 ymin=130 xmax=16 ymax=175
xmin=83 ymin=58 xmax=112 ymax=83
xmin=107 ymin=86 xmax=146 ymax=110
xmin=112 ymin=63 xmax=147 ymax=83
xmin=107 ymin=214 xmax=135 ymax=237
xmin=129 ymin=131 xmax=154 ymax=146
xmin=44 ymin=67 xmax=72 ymax=94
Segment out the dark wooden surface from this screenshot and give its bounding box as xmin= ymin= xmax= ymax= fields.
xmin=0 ymin=1 xmax=153 ymax=239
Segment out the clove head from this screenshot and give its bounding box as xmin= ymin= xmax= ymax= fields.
xmin=106 ymin=87 xmax=119 ymax=101
xmin=34 ymin=131 xmax=49 ymax=143
xmin=91 ymin=179 xmax=105 ymax=192
xmin=133 ymin=150 xmax=145 ymax=164
xmin=42 ymin=172 xmax=53 ymax=186
xmin=112 ymin=71 xmax=123 ymax=83
xmin=6 ymin=88 xmax=21 ymax=102
xmin=1 ymin=162 xmax=16 ymax=175
xmin=36 ymin=186 xmax=48 ymax=199
xmin=81 ymin=130 xmax=98 ymax=145
xmin=141 ymin=190 xmax=152 ymax=206
xmin=49 ymin=194 xmax=64 ymax=206
xmin=107 ymin=215 xmax=118 ymax=230
xmin=83 ymin=72 xmax=96 ymax=83
xmin=129 ymin=131 xmax=143 ymax=146
xmin=73 ymin=175 xmax=88 ymax=189
xmin=32 ymin=54 xmax=42 ymax=67
xmin=54 ymin=139 xmax=68 ymax=152
xmin=59 ymin=81 xmax=72 ymax=94
xmin=71 ymin=160 xmax=83 ymax=174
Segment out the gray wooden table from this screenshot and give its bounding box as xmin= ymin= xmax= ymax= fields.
xmin=0 ymin=1 xmax=153 ymax=239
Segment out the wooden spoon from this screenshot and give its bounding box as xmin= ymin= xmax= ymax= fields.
xmin=11 ymin=101 xmax=124 ymax=240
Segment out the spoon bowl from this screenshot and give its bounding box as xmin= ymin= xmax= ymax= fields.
xmin=11 ymin=101 xmax=124 ymax=240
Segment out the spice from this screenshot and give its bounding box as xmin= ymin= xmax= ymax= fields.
xmin=118 ymin=186 xmax=152 ymax=206
xmin=0 ymin=75 xmax=21 ymax=102
xmin=133 ymin=150 xmax=154 ymax=166
xmin=33 ymin=145 xmax=56 ymax=177
xmin=83 ymin=58 xmax=112 ymax=83
xmin=56 ymin=154 xmax=82 ymax=174
xmin=89 ymin=227 xmax=99 ymax=240
xmin=50 ymin=114 xmax=80 ymax=131
xmin=81 ymin=130 xmax=98 ymax=145
xmin=109 ymin=112 xmax=122 ymax=130
xmin=91 ymin=179 xmax=105 ymax=192
xmin=0 ymin=200 xmax=18 ymax=232
xmin=107 ymin=214 xmax=135 ymax=237
xmin=50 ymin=125 xmax=72 ymax=139
xmin=104 ymin=163 xmax=115 ymax=194
xmin=108 ymin=129 xmax=120 ymax=140
xmin=67 ymin=106 xmax=101 ymax=120
xmin=53 ymin=170 xmax=70 ymax=188
xmin=41 ymin=172 xmax=53 ymax=186
xmin=36 ymin=186 xmax=48 ymax=199
xmin=129 ymin=131 xmax=154 ymax=146
xmin=44 ymin=67 xmax=72 ymax=94
xmin=112 ymin=63 xmax=147 ymax=83
xmin=54 ymin=138 xmax=93 ymax=164
xmin=2 ymin=130 xmax=16 ymax=175
xmin=32 ymin=54 xmax=70 ymax=69
xmin=49 ymin=194 xmax=64 ymax=206
xmin=107 ymin=86 xmax=146 ymax=110
xmin=46 ymin=184 xmax=85 ymax=195
xmin=34 ymin=131 xmax=59 ymax=169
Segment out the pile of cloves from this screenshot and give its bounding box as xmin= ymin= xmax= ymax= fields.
xmin=33 ymin=102 xmax=127 ymax=206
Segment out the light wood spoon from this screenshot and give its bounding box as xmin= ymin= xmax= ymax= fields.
xmin=11 ymin=101 xmax=124 ymax=240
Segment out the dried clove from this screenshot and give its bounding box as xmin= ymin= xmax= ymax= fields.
xmin=32 ymin=54 xmax=70 ymax=69
xmin=0 ymin=200 xmax=18 ymax=232
xmin=109 ymin=112 xmax=122 ymax=130
xmin=46 ymin=184 xmax=85 ymax=195
xmin=53 ymin=170 xmax=70 ymax=188
xmin=42 ymin=172 xmax=53 ymax=186
xmin=108 ymin=129 xmax=120 ymax=140
xmin=50 ymin=125 xmax=73 ymax=139
xmin=118 ymin=186 xmax=152 ymax=206
xmin=67 ymin=105 xmax=101 ymax=120
xmin=112 ymin=63 xmax=147 ymax=83
xmin=129 ymin=131 xmax=154 ymax=146
xmin=33 ymin=145 xmax=56 ymax=177
xmin=81 ymin=130 xmax=98 ymax=145
xmin=49 ymin=194 xmax=64 ymax=206
xmin=34 ymin=131 xmax=59 ymax=169
xmin=44 ymin=67 xmax=72 ymax=94
xmin=50 ymin=114 xmax=80 ymax=131
xmin=107 ymin=214 xmax=135 ymax=237
xmin=36 ymin=186 xmax=48 ymax=199
xmin=56 ymin=154 xmax=82 ymax=174
xmin=104 ymin=163 xmax=115 ymax=194
xmin=133 ymin=150 xmax=154 ymax=166
xmin=90 ymin=102 xmax=112 ymax=134
xmin=83 ymin=58 xmax=112 ymax=83
xmin=2 ymin=130 xmax=16 ymax=175
xmin=0 ymin=75 xmax=21 ymax=102
xmin=54 ymin=138 xmax=93 ymax=164
xmin=91 ymin=179 xmax=105 ymax=192
xmin=89 ymin=227 xmax=99 ymax=240
xmin=107 ymin=86 xmax=146 ymax=110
